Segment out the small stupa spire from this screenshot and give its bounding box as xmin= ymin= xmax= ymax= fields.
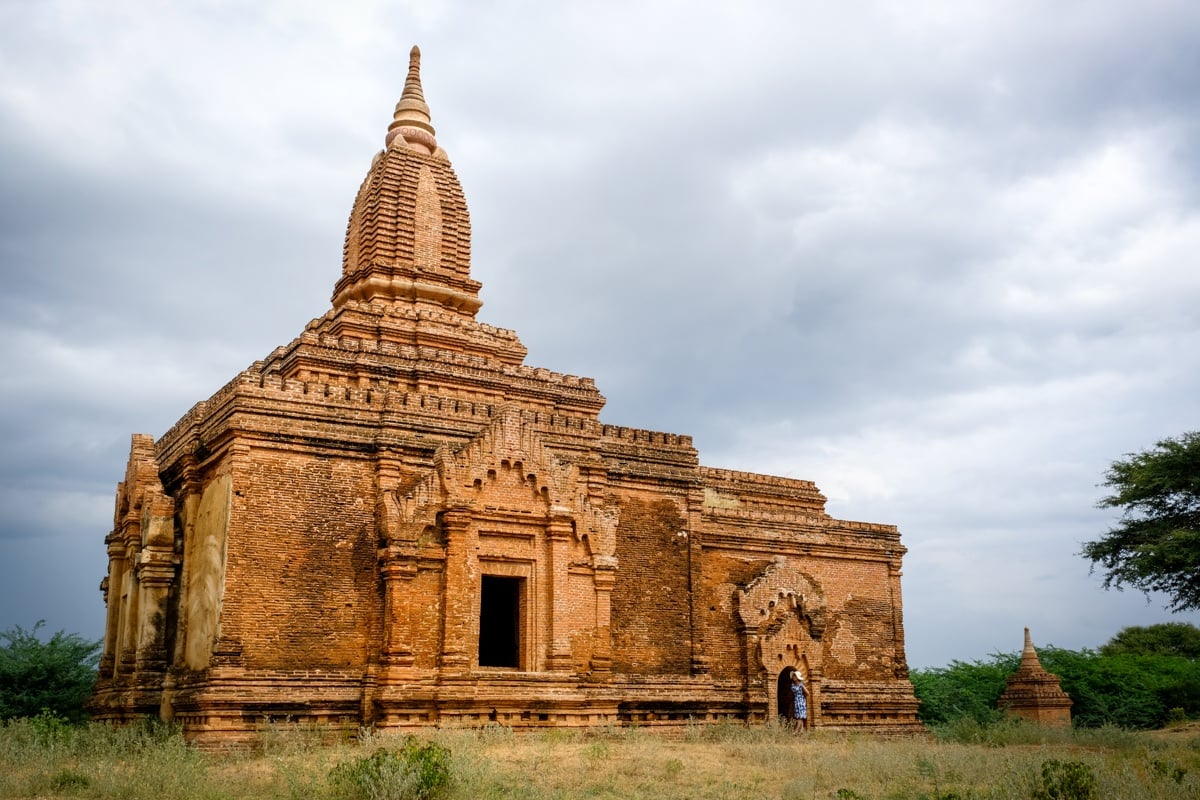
xmin=998 ymin=627 xmax=1073 ymax=726
xmin=1019 ymin=627 xmax=1046 ymax=673
xmin=385 ymin=45 xmax=439 ymax=155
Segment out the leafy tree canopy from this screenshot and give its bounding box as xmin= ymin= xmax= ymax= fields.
xmin=1082 ymin=431 xmax=1200 ymax=612
xmin=0 ymin=621 xmax=101 ymax=723
xmin=909 ymin=653 xmax=1018 ymax=726
xmin=1099 ymin=622 xmax=1200 ymax=658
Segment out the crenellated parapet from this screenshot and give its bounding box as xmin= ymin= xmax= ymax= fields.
xmin=700 ymin=466 xmax=828 ymax=515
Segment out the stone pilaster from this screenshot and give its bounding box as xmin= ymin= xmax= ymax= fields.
xmin=133 ymin=488 xmax=176 ymax=674
xmin=134 ymin=550 xmax=175 ymax=673
xmin=99 ymin=532 xmax=124 ymax=677
xmin=743 ymin=628 xmax=763 ymax=707
xmin=888 ymin=554 xmax=909 ymax=677
xmin=117 ymin=540 xmax=140 ymax=677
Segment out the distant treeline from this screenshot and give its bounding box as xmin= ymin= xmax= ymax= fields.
xmin=911 ymin=624 xmax=1200 ymax=729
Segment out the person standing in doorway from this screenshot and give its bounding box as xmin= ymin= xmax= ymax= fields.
xmin=791 ymin=671 xmax=808 ymax=732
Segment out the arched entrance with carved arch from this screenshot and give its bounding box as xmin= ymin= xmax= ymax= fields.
xmin=736 ymin=558 xmax=825 ymax=727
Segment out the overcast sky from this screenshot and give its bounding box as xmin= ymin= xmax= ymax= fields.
xmin=2 ymin=1 xmax=1198 ymax=670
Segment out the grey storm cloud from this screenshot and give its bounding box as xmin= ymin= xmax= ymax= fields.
xmin=1 ymin=0 xmax=1199 ymax=667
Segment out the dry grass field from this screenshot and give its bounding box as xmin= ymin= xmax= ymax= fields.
xmin=3 ymin=716 xmax=1199 ymax=799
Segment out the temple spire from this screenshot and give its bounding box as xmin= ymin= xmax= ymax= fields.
xmin=998 ymin=627 xmax=1073 ymax=726
xmin=386 ymin=46 xmax=439 ymax=155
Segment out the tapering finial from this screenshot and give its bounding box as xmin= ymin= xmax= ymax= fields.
xmin=386 ymin=45 xmax=438 ymax=155
xmin=1019 ymin=627 xmax=1047 ymax=673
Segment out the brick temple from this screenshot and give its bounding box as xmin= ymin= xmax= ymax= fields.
xmin=88 ymin=47 xmax=921 ymax=742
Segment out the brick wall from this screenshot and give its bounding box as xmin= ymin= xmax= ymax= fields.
xmin=611 ymin=496 xmax=691 ymax=675
xmin=222 ymin=447 xmax=378 ymax=669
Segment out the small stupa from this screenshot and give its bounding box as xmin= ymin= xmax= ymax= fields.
xmin=997 ymin=628 xmax=1073 ymax=726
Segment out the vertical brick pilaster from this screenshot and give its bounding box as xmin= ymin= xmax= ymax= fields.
xmin=439 ymin=508 xmax=476 ymax=672
xmin=888 ymin=555 xmax=908 ymax=676
xmin=686 ymin=488 xmax=709 ymax=675
xmin=134 ymin=555 xmax=174 ymax=673
xmin=743 ymin=628 xmax=762 ymax=710
xmin=545 ymin=514 xmax=574 ymax=671
xmin=590 ymin=555 xmax=617 ymax=673
xmin=379 ymin=542 xmax=418 ymax=665
xmin=117 ymin=541 xmax=140 ymax=676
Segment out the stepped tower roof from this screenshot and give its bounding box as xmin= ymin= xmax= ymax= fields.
xmin=261 ymin=46 xmax=546 ymax=388
xmin=301 ymin=46 xmax=532 ymax=372
xmin=333 ymin=46 xmax=482 ymax=318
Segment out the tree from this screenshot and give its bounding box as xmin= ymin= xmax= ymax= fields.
xmin=1082 ymin=431 xmax=1200 ymax=612
xmin=1038 ymin=645 xmax=1200 ymax=728
xmin=909 ymin=653 xmax=1019 ymax=725
xmin=0 ymin=621 xmax=101 ymax=723
xmin=1100 ymin=623 xmax=1200 ymax=659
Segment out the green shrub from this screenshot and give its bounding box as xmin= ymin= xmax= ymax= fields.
xmin=329 ymin=738 xmax=451 ymax=800
xmin=1150 ymin=758 xmax=1187 ymax=784
xmin=1031 ymin=759 xmax=1096 ymax=800
xmin=1039 ymin=647 xmax=1200 ymax=728
xmin=28 ymin=708 xmax=73 ymax=746
xmin=48 ymin=768 xmax=90 ymax=793
xmin=1099 ymin=623 xmax=1200 ymax=658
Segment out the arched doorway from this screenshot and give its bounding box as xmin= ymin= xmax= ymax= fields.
xmin=776 ymin=667 xmax=798 ymax=721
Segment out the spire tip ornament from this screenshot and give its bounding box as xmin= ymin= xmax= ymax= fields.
xmin=386 ymin=44 xmax=438 ymax=155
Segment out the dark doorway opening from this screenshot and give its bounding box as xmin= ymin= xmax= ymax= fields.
xmin=777 ymin=668 xmax=796 ymax=720
xmin=479 ymin=575 xmax=521 ymax=668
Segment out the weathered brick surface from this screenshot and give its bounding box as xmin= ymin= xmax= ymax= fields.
xmin=225 ymin=447 xmax=378 ymax=670
xmin=88 ymin=47 xmax=921 ymax=742
xmin=611 ymin=497 xmax=691 ymax=675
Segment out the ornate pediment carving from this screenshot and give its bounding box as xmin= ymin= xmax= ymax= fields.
xmin=436 ymin=404 xmax=578 ymax=509
xmin=735 ymin=556 xmax=827 ymax=640
xmin=379 ymin=404 xmax=601 ymax=541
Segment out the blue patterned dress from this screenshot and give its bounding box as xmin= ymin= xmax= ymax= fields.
xmin=792 ymin=680 xmax=807 ymax=720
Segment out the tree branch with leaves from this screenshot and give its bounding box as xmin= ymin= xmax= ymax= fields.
xmin=1083 ymin=431 xmax=1200 ymax=612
